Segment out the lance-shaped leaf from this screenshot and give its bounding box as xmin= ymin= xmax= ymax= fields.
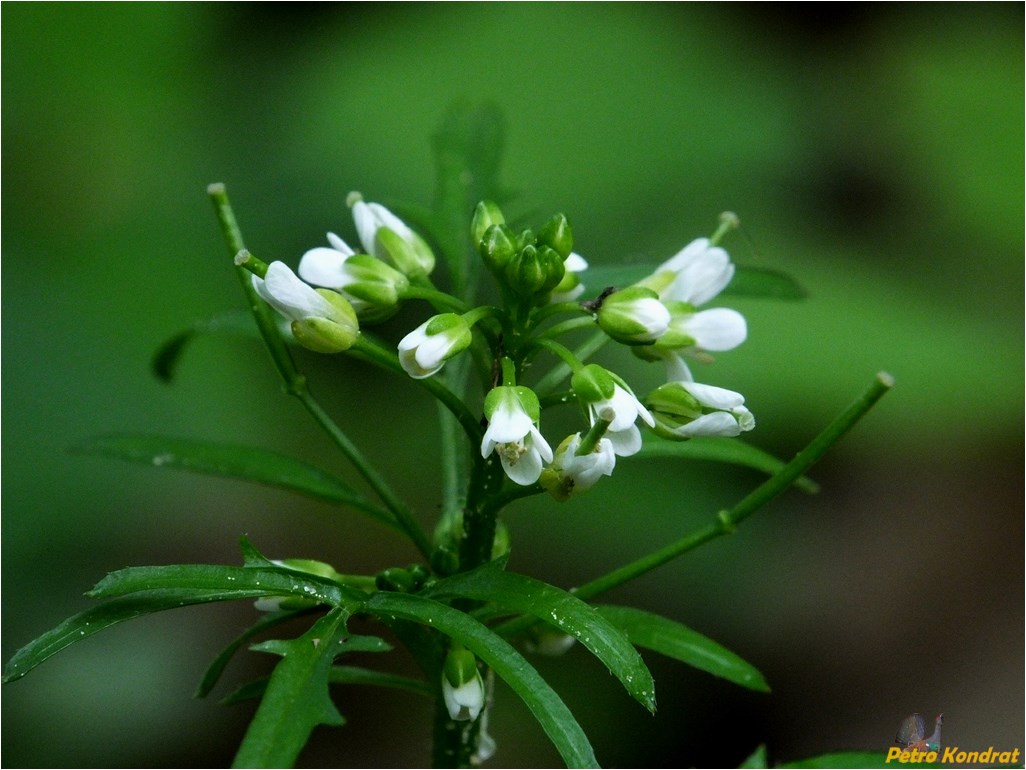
xmin=596 ymin=605 xmax=769 ymax=693
xmin=582 ymin=263 xmax=806 ymax=301
xmin=232 ymin=607 xmax=351 ymax=769
xmin=422 ymin=559 xmax=656 ymax=714
xmin=365 ymin=592 xmax=599 ymax=769
xmin=4 ymin=561 xmax=367 ymax=683
xmin=71 ymin=434 xmax=396 ymax=529
xmin=152 ymin=310 xmax=259 ymax=383
xmin=636 ymin=436 xmax=819 ymax=494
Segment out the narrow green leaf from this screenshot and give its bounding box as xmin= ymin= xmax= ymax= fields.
xmin=778 ymin=751 xmax=914 ymax=768
xmin=232 ymin=608 xmax=350 ymax=769
xmin=596 ymin=605 xmax=770 ymax=693
xmin=152 ymin=310 xmax=258 ymax=383
xmin=636 ymin=436 xmax=819 ymax=494
xmin=581 ymin=263 xmax=806 ymax=300
xmin=71 ymin=434 xmax=396 ymax=527
xmin=197 ymin=610 xmax=307 ymax=698
xmin=740 ymin=743 xmax=769 ymax=768
xmin=225 ymin=664 xmax=432 ymax=706
xmin=365 ymin=592 xmax=599 ymax=769
xmin=88 ymin=563 xmax=367 ymax=608
xmin=424 ymin=560 xmax=656 ymax=713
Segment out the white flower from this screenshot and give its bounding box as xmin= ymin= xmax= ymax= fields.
xmin=299 ymin=233 xmax=409 ymax=321
xmin=251 ymin=261 xmax=358 ymax=353
xmin=589 ymin=382 xmax=655 ymax=456
xmin=481 ymin=387 xmax=553 ymax=485
xmin=646 ymin=380 xmax=755 ymax=439
xmin=648 ymin=237 xmax=734 ymax=306
xmin=349 ymin=192 xmax=435 ymax=277
xmin=658 ymin=305 xmax=747 ymax=382
xmin=397 ymin=313 xmax=472 ymax=379
xmin=540 ymin=432 xmax=616 ymax=500
xmin=442 ymin=647 xmax=485 ymax=722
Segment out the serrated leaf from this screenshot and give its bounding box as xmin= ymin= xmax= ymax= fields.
xmin=424 ymin=559 xmax=656 ymax=714
xmin=581 ymin=263 xmax=806 ymax=300
xmin=596 ymin=605 xmax=769 ymax=693
xmin=636 ymin=436 xmax=819 ymax=494
xmin=740 ymin=743 xmax=769 ymax=768
xmin=152 ymin=310 xmax=258 ymax=383
xmin=232 ymin=608 xmax=351 ymax=769
xmin=71 ymin=434 xmax=395 ymax=528
xmin=778 ymin=751 xmax=913 ymax=768
xmin=365 ymin=592 xmax=599 ymax=769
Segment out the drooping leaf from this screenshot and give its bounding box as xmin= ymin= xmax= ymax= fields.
xmin=224 ymin=665 xmax=432 ymax=706
xmin=581 ymin=263 xmax=806 ymax=300
xmin=232 ymin=608 xmax=351 ymax=769
xmin=636 ymin=436 xmax=819 ymax=494
xmin=424 ymin=559 xmax=656 ymax=714
xmin=596 ymin=605 xmax=769 ymax=693
xmin=740 ymin=744 xmax=769 ymax=768
xmin=152 ymin=310 xmax=258 ymax=383
xmin=365 ymin=592 xmax=599 ymax=769
xmin=71 ymin=434 xmax=396 ymax=528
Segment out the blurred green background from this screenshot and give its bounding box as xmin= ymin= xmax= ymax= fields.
xmin=2 ymin=3 xmax=1022 ymax=767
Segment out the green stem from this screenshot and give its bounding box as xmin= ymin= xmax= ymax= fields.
xmin=572 ymin=371 xmax=894 ymax=601
xmin=400 ymin=285 xmax=470 ymax=315
xmin=296 ymin=390 xmax=433 ymax=559
xmin=495 ymin=372 xmax=894 ymax=638
xmin=533 ymin=316 xmax=596 ymax=341
xmin=533 ymin=329 xmax=610 ymax=396
xmin=209 ymin=184 xmax=433 ymax=559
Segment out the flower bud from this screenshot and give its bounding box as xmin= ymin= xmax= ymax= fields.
xmin=350 ymin=194 xmax=436 ymax=278
xmin=252 ymin=262 xmax=359 ymax=354
xmin=442 ymin=647 xmax=485 ymax=722
xmin=471 ymin=200 xmax=506 ymax=247
xmin=479 ymin=223 xmax=518 ymax=273
xmin=537 ymin=213 xmax=574 ymax=259
xmin=645 ymin=380 xmax=755 ymax=439
xmin=550 ymin=252 xmax=589 ymax=303
xmin=504 ymin=244 xmax=565 ymax=303
xmin=539 ymin=432 xmax=616 ymax=501
xmin=397 ymin=313 xmax=473 ymax=379
xmin=595 ymin=286 xmax=670 ymax=344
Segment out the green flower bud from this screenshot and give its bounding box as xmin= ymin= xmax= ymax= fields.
xmin=471 ymin=200 xmax=506 ymax=247
xmin=645 ymin=381 xmax=755 ymax=439
xmin=537 ymin=213 xmax=574 ymax=259
xmin=595 ymin=286 xmax=670 ymax=344
xmin=290 ymin=289 xmax=360 ymax=353
xmin=504 ymin=244 xmax=565 ymax=303
xmin=375 ymin=226 xmax=436 ymax=278
xmin=398 ymin=313 xmax=473 ymax=379
xmin=442 ymin=647 xmax=485 ymax=722
xmin=479 ymin=223 xmax=518 ymax=273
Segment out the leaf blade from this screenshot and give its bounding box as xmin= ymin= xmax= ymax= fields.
xmin=365 ymin=592 xmax=599 ymax=769
xmin=71 ymin=434 xmax=396 ymax=527
xmin=596 ymin=605 xmax=769 ymax=693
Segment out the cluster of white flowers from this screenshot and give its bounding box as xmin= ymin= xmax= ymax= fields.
xmin=249 ymin=194 xmax=754 ymax=500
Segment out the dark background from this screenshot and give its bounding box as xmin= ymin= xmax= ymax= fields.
xmin=3 ymin=4 xmax=1022 ymax=767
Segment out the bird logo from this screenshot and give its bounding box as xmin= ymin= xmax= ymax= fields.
xmin=895 ymin=713 xmax=944 ymax=752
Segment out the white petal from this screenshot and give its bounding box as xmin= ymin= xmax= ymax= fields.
xmin=485 ymin=399 xmax=534 ymax=444
xmin=528 ymin=425 xmax=553 ymax=463
xmin=606 ymin=424 xmax=642 ymax=457
xmin=367 ymin=202 xmax=413 ymax=239
xmin=662 ymin=352 xmax=695 ymax=383
xmin=326 ymin=232 xmax=355 ymax=256
xmin=564 ymin=252 xmax=588 ymax=272
xmin=351 ymin=201 xmax=381 ymax=257
xmin=657 ymin=238 xmax=709 ymax=274
xmin=674 ymin=247 xmax=733 ymax=305
xmin=681 ymin=381 xmax=746 ymax=410
xmin=298 ymin=247 xmax=349 ymax=289
xmin=502 ymin=444 xmax=544 ymax=486
xmin=259 ymin=262 xmax=334 ymax=321
xmin=685 ymin=308 xmax=747 ymax=351
xmin=675 ymin=412 xmax=742 ymax=437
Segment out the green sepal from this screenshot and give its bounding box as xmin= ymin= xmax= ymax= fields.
xmin=537 ymin=213 xmax=574 ymax=259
